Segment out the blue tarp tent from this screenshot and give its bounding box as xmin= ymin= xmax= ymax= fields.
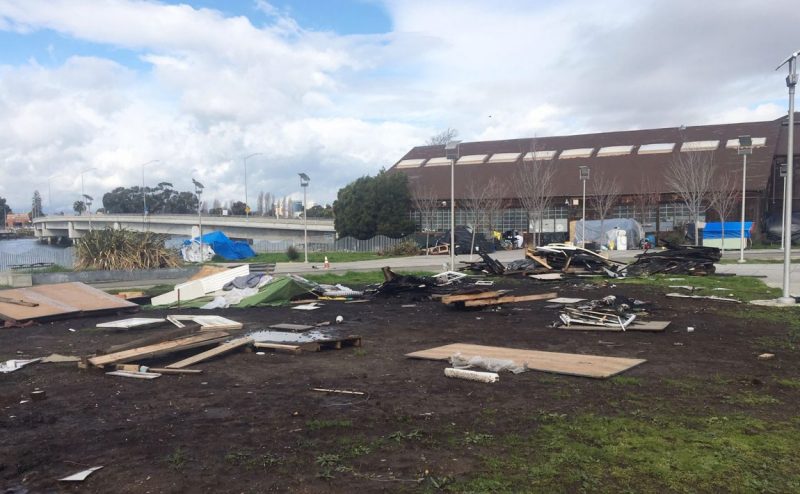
xmin=703 ymin=222 xmax=753 ymax=239
xmin=185 ymin=231 xmax=255 ymax=260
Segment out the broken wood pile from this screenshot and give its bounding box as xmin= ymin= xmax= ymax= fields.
xmin=370 ymin=267 xmax=460 ymax=296
xmin=533 ymin=244 xmax=625 ymax=274
xmin=622 ymin=244 xmax=721 ymax=277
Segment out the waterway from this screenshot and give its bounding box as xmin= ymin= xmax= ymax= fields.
xmin=0 ymin=238 xmax=74 ymax=270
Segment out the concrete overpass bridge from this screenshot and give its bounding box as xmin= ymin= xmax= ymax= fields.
xmin=32 ymin=214 xmax=336 ymax=243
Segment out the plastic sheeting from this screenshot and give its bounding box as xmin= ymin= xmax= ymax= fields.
xmin=183 ymin=231 xmax=255 ymax=260
xmin=181 ymin=241 xmax=215 ymax=263
xmin=702 ymin=222 xmax=753 ymax=239
xmin=574 ymin=218 xmax=645 ymax=248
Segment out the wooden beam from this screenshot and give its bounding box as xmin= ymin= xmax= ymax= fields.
xmin=86 ymin=331 xmax=229 ymax=368
xmin=440 ymin=291 xmax=508 ymax=304
xmin=253 ymin=342 xmax=302 ymax=354
xmin=149 ymin=367 xmax=204 ymax=375
xmin=463 ymin=291 xmax=557 ymax=307
xmin=165 ymin=337 xmax=253 ymax=369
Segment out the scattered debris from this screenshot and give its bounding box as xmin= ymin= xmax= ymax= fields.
xmin=30 ymin=389 xmax=46 ymax=401
xmin=269 ymin=323 xmax=314 ymax=331
xmin=441 ymin=290 xmax=557 ymax=308
xmin=59 ymin=466 xmax=104 ymax=482
xmin=665 ymin=293 xmax=740 ymax=303
xmin=105 ymin=370 xmax=162 ymax=379
xmin=444 ymin=368 xmax=499 ymax=383
xmin=432 ymin=271 xmax=468 ymax=284
xmin=249 ymin=330 xmax=361 ymax=352
xmin=83 ymin=331 xmax=230 ymax=368
xmin=547 ymin=297 xmax=586 ymax=304
xmin=370 ymin=267 xmax=442 ymax=296
xmin=758 ymin=353 xmax=775 ymax=360
xmin=622 ymin=243 xmax=721 ymax=277
xmin=292 ymin=302 xmax=322 ymax=310
xmin=555 ymin=295 xmax=650 ymax=330
xmin=152 ymin=264 xmax=250 ymax=306
xmin=166 ymin=315 xmax=243 ymax=330
xmin=40 ymin=353 xmax=81 ymax=363
xmin=450 ymin=353 xmax=526 ymax=374
xmin=0 ymin=358 xmax=40 ymax=373
xmin=165 ymin=337 xmax=254 ymax=369
xmin=311 ymin=388 xmax=366 ymax=396
xmin=96 ymin=318 xmax=166 ymax=329
xmin=407 ymin=343 xmax=645 ymax=379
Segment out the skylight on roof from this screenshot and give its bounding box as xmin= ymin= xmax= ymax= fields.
xmin=523 ymin=150 xmax=557 ymax=161
xmin=725 ymin=137 xmax=767 ymax=149
xmin=456 ymin=154 xmax=488 ymax=165
xmin=559 ymin=148 xmax=594 ymax=159
xmin=681 ymin=140 xmax=719 ymax=152
xmin=596 ymin=145 xmax=634 ymax=157
xmin=638 ymin=143 xmax=675 ymax=154
xmin=487 ymin=152 xmax=521 ymax=164
xmin=395 ymin=158 xmax=426 ymax=168
xmin=424 ymin=157 xmax=451 ymax=167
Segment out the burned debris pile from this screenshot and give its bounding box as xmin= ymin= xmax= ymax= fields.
xmin=622 ymin=244 xmax=721 ymax=277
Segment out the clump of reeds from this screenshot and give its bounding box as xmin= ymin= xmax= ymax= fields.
xmin=75 ymin=228 xmax=180 ymax=270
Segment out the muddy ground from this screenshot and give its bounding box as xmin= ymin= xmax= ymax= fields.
xmin=1 ymin=278 xmax=798 ymax=493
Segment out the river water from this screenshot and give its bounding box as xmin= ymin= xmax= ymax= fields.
xmin=0 ymin=238 xmax=75 ymax=270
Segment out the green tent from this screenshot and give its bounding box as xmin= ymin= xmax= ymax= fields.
xmin=237 ymin=276 xmax=317 ymax=307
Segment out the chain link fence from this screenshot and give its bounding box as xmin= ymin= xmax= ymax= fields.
xmin=0 ymin=247 xmax=75 ymax=271
xmin=252 ymin=235 xmax=411 ymax=253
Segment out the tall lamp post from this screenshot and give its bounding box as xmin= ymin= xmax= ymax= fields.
xmin=579 ymin=166 xmax=590 ymax=248
xmin=737 ymin=136 xmax=752 ymax=263
xmin=445 ymin=140 xmax=461 ymax=270
xmin=140 ymin=159 xmax=160 ymax=222
xmin=244 ymin=153 xmax=262 ymax=218
xmin=776 ymin=50 xmax=798 ymax=304
xmin=299 ymin=173 xmax=310 ymax=263
xmin=780 ymin=163 xmax=788 ymax=250
xmin=192 ymin=178 xmax=205 ymax=262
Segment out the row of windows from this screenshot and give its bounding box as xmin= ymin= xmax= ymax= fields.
xmin=411 ymin=202 xmax=701 ymax=234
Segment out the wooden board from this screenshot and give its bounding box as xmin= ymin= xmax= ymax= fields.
xmin=269 ymin=323 xmax=314 ymax=331
xmin=440 ymin=291 xmax=507 ymax=304
xmin=253 ymin=342 xmax=302 ymax=354
xmin=165 ymin=337 xmax=253 ymax=369
xmin=150 ymin=280 xmax=205 ymax=306
xmin=560 ymin=320 xmax=671 ymax=332
xmin=86 ymin=331 xmax=229 ymax=368
xmin=166 ymin=315 xmax=243 ymax=330
xmin=463 ymin=292 xmax=557 ymax=307
xmin=96 ymin=317 xmax=166 ymax=329
xmin=405 ymin=343 xmax=645 ymax=379
xmin=547 ymin=297 xmax=586 ymax=304
xmin=105 ymin=370 xmax=162 ymax=379
xmin=0 ymin=282 xmax=138 ymax=324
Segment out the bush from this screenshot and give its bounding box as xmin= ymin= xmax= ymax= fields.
xmin=286 ymin=245 xmax=300 ymax=261
xmin=379 ymin=240 xmax=420 ymax=257
xmin=75 ymin=228 xmax=180 ymax=271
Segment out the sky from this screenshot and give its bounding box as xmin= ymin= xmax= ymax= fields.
xmin=0 ymin=0 xmax=798 ymax=213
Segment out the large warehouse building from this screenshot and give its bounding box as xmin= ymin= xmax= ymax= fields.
xmin=390 ymin=115 xmax=800 ymax=243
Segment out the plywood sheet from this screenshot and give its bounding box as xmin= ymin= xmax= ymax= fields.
xmin=167 ymin=315 xmax=243 ymax=330
xmin=150 ymin=280 xmax=205 ymax=306
xmin=0 ymin=282 xmax=138 ymax=324
xmin=560 ymin=320 xmax=671 ymax=332
xmin=406 ymin=343 xmax=645 ymax=379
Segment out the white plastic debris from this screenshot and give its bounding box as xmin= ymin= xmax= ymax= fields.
xmin=0 ymin=359 xmax=40 ymax=373
xmin=444 ymin=368 xmax=499 ymax=383
xmin=335 ymin=315 xmax=344 ymax=324
xmin=59 ymin=466 xmax=104 ymax=482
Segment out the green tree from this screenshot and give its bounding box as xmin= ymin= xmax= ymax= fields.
xmin=31 ymin=190 xmax=44 ymax=218
xmin=230 ymin=201 xmax=247 ymax=216
xmin=73 ymin=200 xmax=87 ymax=215
xmin=333 ymin=171 xmax=414 ymax=239
xmin=0 ymin=196 xmax=10 ymax=228
xmin=307 ymin=204 xmax=334 ymax=218
xmin=102 ymin=184 xmax=197 ymax=214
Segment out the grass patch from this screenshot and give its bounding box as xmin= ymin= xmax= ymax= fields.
xmin=306 ymin=419 xmax=352 ymax=431
xmin=303 ymin=270 xmax=435 ymax=285
xmin=224 ymin=450 xmax=282 ymax=469
xmin=613 ymin=274 xmax=780 ymax=302
xmin=452 ymin=414 xmax=800 ymax=493
xmin=609 ymin=376 xmax=642 ymax=386
xmin=246 ymin=251 xmax=409 ymax=264
xmin=776 ymin=378 xmax=800 ymax=388
xmin=165 ymin=447 xmax=188 ymax=471
xmin=723 ymin=390 xmax=781 ymax=406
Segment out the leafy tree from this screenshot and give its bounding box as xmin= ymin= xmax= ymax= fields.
xmin=73 ymin=200 xmax=87 ymax=215
xmin=307 ymin=204 xmax=334 ymax=218
xmin=230 ymin=201 xmax=247 ymax=216
xmin=334 ymin=171 xmax=415 ymax=239
xmin=0 ymin=196 xmax=10 ymax=228
xmin=31 ymin=190 xmax=44 ymax=218
xmin=102 ymin=184 xmax=198 ymax=214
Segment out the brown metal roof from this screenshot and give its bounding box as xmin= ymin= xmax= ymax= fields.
xmin=392 ymin=118 xmax=786 ymax=200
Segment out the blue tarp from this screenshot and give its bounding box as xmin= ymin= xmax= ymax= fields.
xmin=702 ymin=222 xmax=753 ymax=239
xmin=184 ymin=231 xmax=255 ymax=260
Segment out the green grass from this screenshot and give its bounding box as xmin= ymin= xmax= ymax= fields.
xmin=244 ymin=251 xmax=411 ymax=264
xmin=718 ymin=258 xmax=800 ymax=264
xmin=451 ymin=414 xmax=800 ymax=493
xmin=306 ymin=419 xmax=352 ymax=431
xmin=776 ymin=378 xmax=800 ymax=388
xmin=165 ymin=447 xmax=188 ymax=471
xmin=303 ymin=270 xmax=436 ymax=285
xmin=609 ymin=376 xmax=642 ymax=386
xmin=723 ymin=390 xmax=781 ymax=406
xmin=613 ymin=274 xmax=780 ymax=302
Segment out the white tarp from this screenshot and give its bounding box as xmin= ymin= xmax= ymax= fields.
xmin=574 ymin=218 xmax=644 ymax=249
xmin=181 ymin=241 xmax=215 ymax=263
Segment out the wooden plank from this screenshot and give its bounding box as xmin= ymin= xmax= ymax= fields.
xmin=167 ymin=315 xmax=243 ymax=330
xmin=440 ymin=291 xmax=507 ymax=304
xmin=270 ymin=323 xmax=314 ymax=331
xmin=149 ymin=368 xmax=203 ymax=374
xmin=253 ymin=342 xmax=302 ymax=354
xmin=561 ymin=320 xmax=671 ymax=332
xmin=463 ymin=291 xmax=558 ymax=307
xmin=87 ymin=331 xmax=229 ymax=368
xmin=105 ymin=370 xmax=162 ymax=379
xmin=97 ymin=317 xmax=166 ymax=329
xmin=405 ymin=343 xmax=645 ymax=379
xmin=166 ymin=337 xmax=253 ymax=368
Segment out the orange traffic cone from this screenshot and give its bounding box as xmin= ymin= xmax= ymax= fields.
xmin=324 ymin=256 xmax=330 ymax=269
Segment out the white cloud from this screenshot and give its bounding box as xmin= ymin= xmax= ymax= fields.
xmin=0 ymin=0 xmax=798 ymax=213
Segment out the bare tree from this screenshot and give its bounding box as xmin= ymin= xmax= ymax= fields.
xmin=464 ymin=177 xmax=504 ymax=258
xmin=516 ymin=147 xmax=556 ymax=247
xmin=632 ymin=176 xmax=661 ymax=228
xmin=426 ymin=128 xmax=458 ymax=146
xmin=708 ymin=172 xmax=740 ymax=253
xmin=665 ymin=151 xmax=716 ymax=245
xmin=411 ymin=183 xmax=440 ymax=253
xmin=589 ymin=172 xmax=622 ymax=245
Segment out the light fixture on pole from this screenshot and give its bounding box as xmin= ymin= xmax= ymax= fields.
xmin=737 ymin=136 xmax=752 ymax=263
xmin=445 ymin=140 xmax=461 ymax=270
xmin=243 ymin=153 xmax=262 ymax=218
xmin=579 ymin=166 xmax=590 ymax=248
xmin=192 ymin=178 xmax=205 ymax=262
xmin=140 ymin=160 xmax=160 ymax=222
xmin=299 ymin=173 xmax=310 ymax=263
xmin=776 ymin=50 xmax=799 ymax=304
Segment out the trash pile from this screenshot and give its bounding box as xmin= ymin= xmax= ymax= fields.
xmin=554 ymin=295 xmax=649 ymax=330
xmin=621 ymin=244 xmax=721 ymax=277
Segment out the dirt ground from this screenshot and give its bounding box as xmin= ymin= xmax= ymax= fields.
xmin=1 ymin=278 xmax=798 ymax=493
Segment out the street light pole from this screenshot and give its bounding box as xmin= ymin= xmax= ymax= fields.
xmin=445 ymin=141 xmax=461 ymax=271
xmin=780 ymin=163 xmax=788 ymax=250
xmin=243 ymin=152 xmax=262 ymax=218
xmin=737 ymin=136 xmax=752 ymax=263
xmin=777 ymin=50 xmax=798 ymax=304
xmin=299 ymin=173 xmax=310 ymax=263
xmin=192 ymin=178 xmax=205 ymax=262
xmin=579 ymin=166 xmax=590 ymax=248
